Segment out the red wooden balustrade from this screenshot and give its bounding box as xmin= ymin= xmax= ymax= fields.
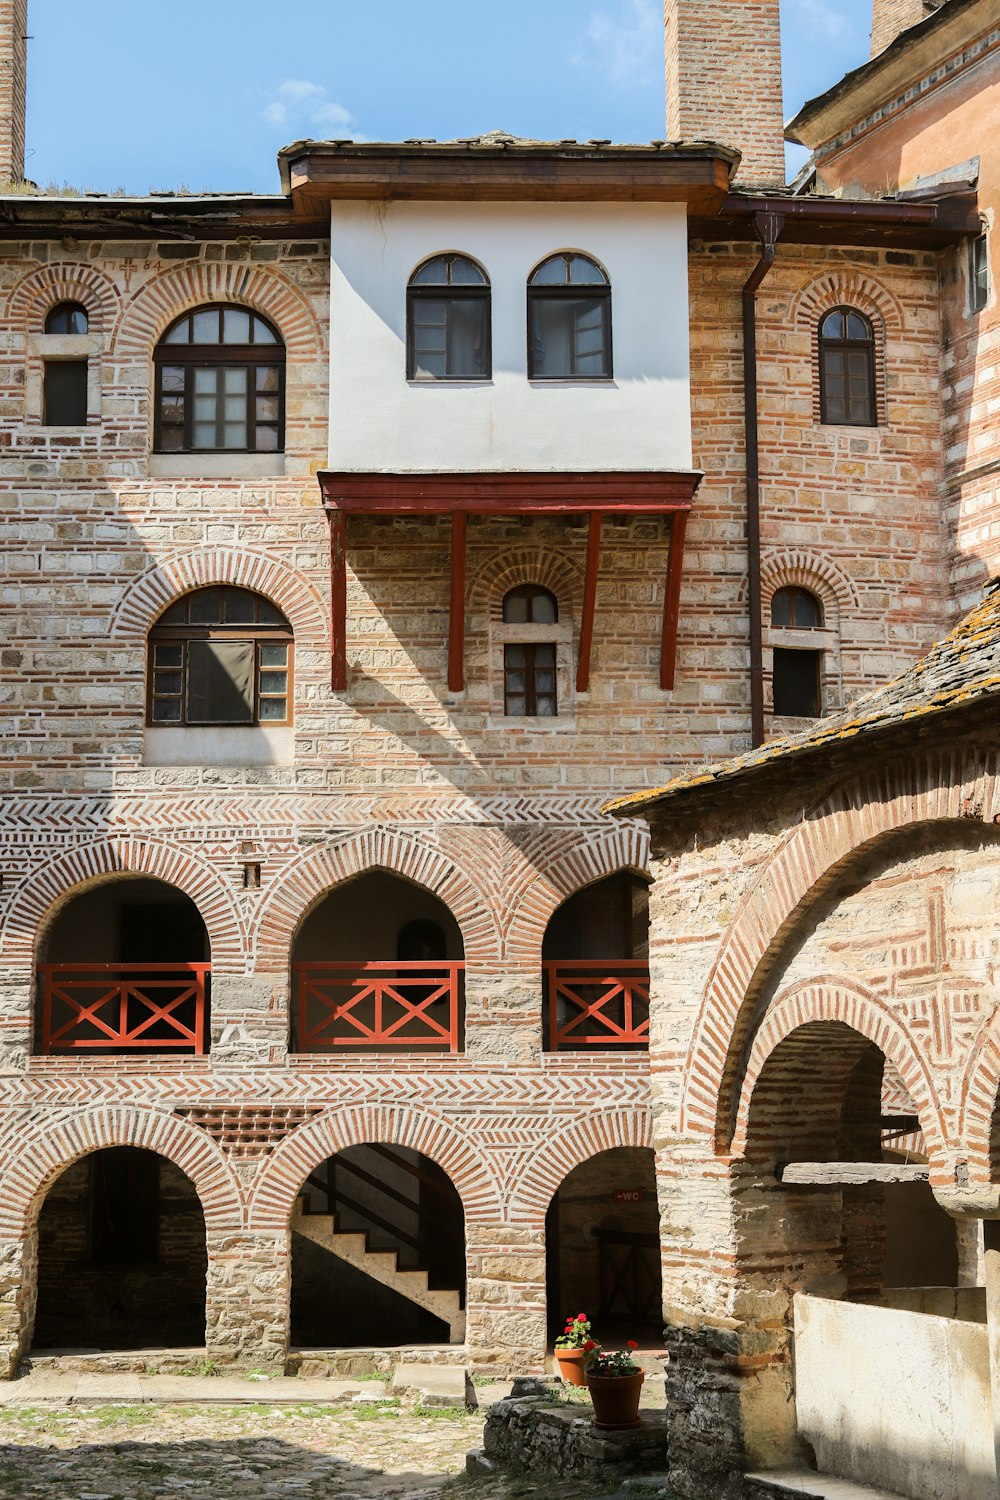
xmin=294 ymin=961 xmax=463 ymax=1052
xmin=545 ymin=959 xmax=650 ymax=1051
xmin=38 ymin=963 xmax=210 ymax=1055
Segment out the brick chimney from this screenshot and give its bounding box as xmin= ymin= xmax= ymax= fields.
xmin=871 ymin=0 xmax=944 ymax=56
xmin=664 ymin=0 xmax=785 ymax=188
xmin=0 ymin=0 xmax=26 ymax=184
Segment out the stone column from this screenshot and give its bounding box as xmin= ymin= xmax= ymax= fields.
xmin=0 ymin=1232 xmax=35 ymax=1379
xmin=982 ymin=1219 xmax=1000 ymax=1496
xmin=204 ymin=1229 xmax=289 ymax=1372
xmin=209 ymin=972 xmax=288 ymax=1067
xmin=0 ymin=974 xmax=33 ymax=1074
xmin=465 ymin=1223 xmax=547 ymax=1375
xmin=463 ymin=966 xmax=542 ymax=1063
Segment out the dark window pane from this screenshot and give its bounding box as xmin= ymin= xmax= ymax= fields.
xmin=45 ymin=301 xmax=89 ymax=335
xmin=568 ymin=254 xmax=606 ymax=284
xmin=258 ymin=696 xmax=287 ymax=721
xmin=530 ymin=295 xmax=610 ymax=378
xmin=260 ymin=643 xmax=288 ymax=667
xmin=531 ymin=255 xmax=570 ymax=286
xmin=773 ymin=648 xmax=821 ymax=717
xmin=449 ymin=255 xmax=486 ymax=285
xmin=153 ymin=643 xmax=183 ymax=666
xmin=821 ymin=310 xmax=844 ymax=339
xmin=151 ymin=697 xmax=181 ymax=723
xmin=188 ymin=589 xmax=223 ymax=625
xmin=186 ymin=639 xmax=255 ymax=724
xmin=43 ymin=361 xmax=88 ymax=425
xmin=222 ymin=589 xmax=257 ymax=624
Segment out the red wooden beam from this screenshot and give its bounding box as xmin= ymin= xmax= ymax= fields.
xmin=448 ymin=512 xmax=466 ymax=693
xmin=577 ymin=511 xmax=602 ymax=693
xmin=319 ymin=469 xmax=700 ymax=515
xmin=329 ymin=508 xmax=347 ymax=692
xmin=660 ymin=510 xmax=688 ymax=691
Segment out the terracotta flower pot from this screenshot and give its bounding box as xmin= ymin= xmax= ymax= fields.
xmin=554 ymin=1347 xmax=589 ymax=1386
xmin=587 ymin=1370 xmax=644 ymax=1429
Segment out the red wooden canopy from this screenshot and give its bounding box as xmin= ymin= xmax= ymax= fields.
xmin=317 ymin=469 xmax=701 ymax=696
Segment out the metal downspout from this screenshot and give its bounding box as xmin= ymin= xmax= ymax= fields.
xmin=742 ymin=210 xmax=784 ymax=748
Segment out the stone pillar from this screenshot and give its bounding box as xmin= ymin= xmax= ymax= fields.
xmin=957 ymin=1216 xmax=985 ymax=1288
xmin=0 ymin=974 xmax=32 ymax=1074
xmin=465 ymin=1223 xmax=547 ymax=1375
xmin=464 ymin=966 xmax=541 ymax=1063
xmin=0 ymin=1232 xmax=34 ymax=1379
xmin=982 ymin=1219 xmax=1000 ymax=1495
xmin=205 ymin=1229 xmax=289 ymax=1372
xmin=209 ymin=973 xmax=288 ymax=1067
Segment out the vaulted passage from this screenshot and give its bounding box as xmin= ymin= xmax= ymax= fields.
xmin=33 ymin=1147 xmax=207 ymax=1352
xmin=546 ymin=1147 xmax=662 ymax=1344
xmin=290 ymin=1145 xmax=466 ymax=1349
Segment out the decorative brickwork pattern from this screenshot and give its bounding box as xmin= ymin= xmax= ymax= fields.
xmin=174 ymin=1105 xmax=324 ymax=1158
xmin=6 ymin=260 xmax=119 ymax=335
xmin=792 ymin=272 xmax=902 ymax=427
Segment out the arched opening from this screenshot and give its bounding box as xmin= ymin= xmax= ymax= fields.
xmin=290 ymin=1145 xmax=466 ymax=1350
xmin=290 ymin=871 xmax=464 ymax=1054
xmin=33 ymin=1147 xmax=207 ymax=1353
xmin=36 ymin=876 xmax=210 ymax=1056
xmin=545 ymin=1148 xmax=661 ymax=1348
xmin=542 ymin=871 xmax=649 ymax=1051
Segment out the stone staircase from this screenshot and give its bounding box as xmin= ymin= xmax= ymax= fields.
xmin=291 ymin=1198 xmax=465 ymax=1344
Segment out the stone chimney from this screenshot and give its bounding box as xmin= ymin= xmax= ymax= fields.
xmin=871 ymin=0 xmax=944 ymax=57
xmin=664 ymin=0 xmax=785 ymax=188
xmin=0 ymin=0 xmax=26 ymax=184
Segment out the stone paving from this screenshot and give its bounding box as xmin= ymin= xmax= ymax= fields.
xmin=0 ymin=1384 xmax=642 ymax=1499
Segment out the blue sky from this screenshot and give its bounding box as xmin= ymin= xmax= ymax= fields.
xmin=26 ymin=0 xmax=873 ymax=194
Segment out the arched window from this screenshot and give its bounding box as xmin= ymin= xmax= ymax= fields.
xmin=45 ymin=301 xmax=89 ymax=334
xmin=528 ymin=252 xmax=611 ymax=379
xmin=153 ymin=305 xmax=285 ymax=453
xmin=502 ymin=585 xmax=559 ymax=717
xmin=148 ymin=586 xmax=292 ymax=727
xmin=407 ymin=254 xmax=491 ymax=380
xmin=819 ymin=306 xmax=876 ymax=426
xmin=770 ymin=586 xmax=823 ymax=629
xmin=502 ymin=584 xmax=558 ymax=624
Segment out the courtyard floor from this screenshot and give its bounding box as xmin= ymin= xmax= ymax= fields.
xmin=0 ymin=1392 xmax=641 ymax=1499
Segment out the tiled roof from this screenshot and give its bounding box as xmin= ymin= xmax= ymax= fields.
xmin=604 ymin=584 xmax=1000 ymax=818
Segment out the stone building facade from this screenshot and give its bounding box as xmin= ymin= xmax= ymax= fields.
xmin=0 ymin=0 xmax=996 ymax=1491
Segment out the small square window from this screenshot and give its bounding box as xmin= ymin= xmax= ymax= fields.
xmin=43 ymin=360 xmax=88 ymax=425
xmin=773 ymin=648 xmax=821 ymax=718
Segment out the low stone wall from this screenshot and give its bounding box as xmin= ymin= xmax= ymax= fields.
xmin=478 ymin=1392 xmax=669 ymax=1480
xmin=794 ymin=1292 xmax=996 ymax=1500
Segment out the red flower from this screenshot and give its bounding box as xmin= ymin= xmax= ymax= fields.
xmin=576 ymin=1313 xmax=587 ymax=1322
xmin=582 ymin=1339 xmax=596 ymax=1351
xmin=627 ymin=1340 xmax=638 ymax=1349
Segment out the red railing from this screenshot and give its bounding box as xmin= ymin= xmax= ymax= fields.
xmin=38 ymin=963 xmax=210 ymax=1055
xmin=545 ymin=960 xmax=650 ymax=1051
xmin=293 ymin=961 xmax=463 ymax=1053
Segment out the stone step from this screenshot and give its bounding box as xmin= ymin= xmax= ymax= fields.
xmin=391 ymin=1361 xmax=469 ymax=1407
xmin=291 ymin=1201 xmax=465 ymax=1343
xmin=745 ymin=1469 xmax=907 ymax=1500
xmin=291 ymin=1343 xmax=467 ymax=1379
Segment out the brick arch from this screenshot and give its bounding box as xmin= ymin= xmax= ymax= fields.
xmin=680 ymin=747 xmax=1000 ymax=1150
xmin=249 ymin=1102 xmax=501 ymax=1228
xmin=6 ymin=260 xmax=119 ymax=335
xmin=957 ymin=1011 xmax=1000 ymax=1182
xmin=469 ymin=548 xmax=584 ymax=622
xmin=107 ymin=547 xmax=328 ymax=648
xmin=791 ymin=271 xmax=902 ymax=428
xmin=506 ymin=1108 xmax=653 ymax=1224
xmin=0 ymin=836 xmax=246 ymax=972
xmin=731 ymin=979 xmax=946 ymax=1169
xmin=0 ymin=1105 xmax=245 ymax=1236
xmin=758 ymin=549 xmax=859 ymax=622
xmin=502 ymin=821 xmax=650 ymax=964
xmin=113 ymin=262 xmax=323 ymax=358
xmin=253 ymin=828 xmax=501 ymax=972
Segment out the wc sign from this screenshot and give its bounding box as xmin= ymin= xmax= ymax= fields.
xmin=614 ymin=1189 xmax=643 ymax=1204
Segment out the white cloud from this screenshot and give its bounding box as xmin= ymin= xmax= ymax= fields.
xmin=797 ymin=0 xmax=853 ymax=43
xmin=262 ymin=80 xmax=366 ymax=139
xmin=574 ymin=0 xmax=662 ymax=90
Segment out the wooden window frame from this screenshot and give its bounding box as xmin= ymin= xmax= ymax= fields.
xmin=971 ymin=229 xmax=990 ymax=315
xmin=153 ymin=304 xmax=285 ymax=455
xmin=527 ymin=253 xmax=612 ymax=381
xmin=147 ymin=589 xmax=294 ymax=728
xmin=818 ymin=305 xmax=876 ymax=427
xmin=44 ymin=300 xmax=89 ymax=335
xmin=770 ymin=585 xmax=823 ymax=630
xmin=772 ymin=646 xmax=822 ymax=719
xmin=504 ymin=640 xmax=558 ymax=717
xmin=43 ymin=358 xmax=89 ymax=426
xmin=502 ymin=584 xmax=559 ymax=624
xmin=406 ymin=254 xmax=492 ymax=382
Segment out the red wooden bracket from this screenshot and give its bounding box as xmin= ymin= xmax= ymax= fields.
xmin=577 ymin=511 xmax=602 ymax=693
xmin=329 ymin=508 xmax=347 ymax=692
xmin=660 ymin=510 xmax=688 ymax=691
xmin=448 ymin=512 xmax=466 ymax=693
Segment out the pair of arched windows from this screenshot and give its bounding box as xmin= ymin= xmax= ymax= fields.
xmin=406 ymin=252 xmax=611 ymax=382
